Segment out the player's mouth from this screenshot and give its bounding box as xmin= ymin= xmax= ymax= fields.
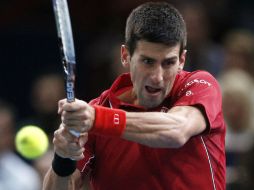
xmin=145 ymin=85 xmax=162 ymax=96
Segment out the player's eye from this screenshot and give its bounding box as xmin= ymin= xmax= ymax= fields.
xmin=143 ymin=58 xmax=154 ymax=65
xmin=163 ymin=59 xmax=176 ymax=67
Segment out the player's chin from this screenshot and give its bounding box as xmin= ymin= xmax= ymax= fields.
xmin=142 ymin=96 xmax=164 ymax=109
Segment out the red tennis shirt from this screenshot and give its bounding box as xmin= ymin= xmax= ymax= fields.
xmin=77 ymin=70 xmax=226 ymax=190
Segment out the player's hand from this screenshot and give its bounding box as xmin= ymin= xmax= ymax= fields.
xmin=58 ymin=99 xmax=95 ymax=134
xmin=53 ymin=124 xmax=88 ymax=160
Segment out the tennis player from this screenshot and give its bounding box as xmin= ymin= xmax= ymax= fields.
xmin=43 ymin=2 xmax=226 ymax=190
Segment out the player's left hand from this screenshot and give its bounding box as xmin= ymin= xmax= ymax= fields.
xmin=58 ymin=99 xmax=95 ymax=134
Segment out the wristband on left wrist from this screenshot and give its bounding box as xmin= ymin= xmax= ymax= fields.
xmin=52 ymin=153 xmax=77 ymax=177
xmin=90 ymin=105 xmax=126 ymax=137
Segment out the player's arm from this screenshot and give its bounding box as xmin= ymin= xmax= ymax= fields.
xmin=42 ymin=168 xmax=82 ymax=190
xmin=60 ymin=99 xmax=206 ymax=148
xmin=123 ymin=105 xmax=207 ymax=148
xmin=43 ymin=124 xmax=89 ymax=190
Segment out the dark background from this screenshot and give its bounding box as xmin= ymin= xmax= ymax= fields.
xmin=0 ymin=0 xmax=253 ymax=119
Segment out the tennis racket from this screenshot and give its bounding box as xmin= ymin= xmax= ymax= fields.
xmin=52 ymin=0 xmax=79 ymax=137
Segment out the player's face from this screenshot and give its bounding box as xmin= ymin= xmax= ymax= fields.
xmin=121 ymin=40 xmax=186 ymax=109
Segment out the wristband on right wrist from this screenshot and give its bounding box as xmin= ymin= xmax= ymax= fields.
xmin=52 ymin=153 xmax=76 ymax=177
xmin=91 ymin=105 xmax=126 ymax=137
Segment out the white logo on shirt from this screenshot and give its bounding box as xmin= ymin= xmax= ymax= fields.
xmin=113 ymin=114 xmax=120 ymax=125
xmin=185 ymin=79 xmax=212 ymax=88
xmin=178 ymin=78 xmax=212 ymax=97
xmin=186 ymin=90 xmax=193 ymax=96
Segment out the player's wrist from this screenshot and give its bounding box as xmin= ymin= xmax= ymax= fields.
xmin=52 ymin=153 xmax=76 ymax=177
xmin=90 ymin=105 xmax=126 ymax=137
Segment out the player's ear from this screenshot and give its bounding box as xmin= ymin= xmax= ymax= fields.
xmin=121 ymin=45 xmax=130 ymax=68
xmin=178 ymin=49 xmax=187 ymax=72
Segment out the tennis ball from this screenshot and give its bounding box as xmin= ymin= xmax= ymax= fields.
xmin=15 ymin=125 xmax=49 ymax=159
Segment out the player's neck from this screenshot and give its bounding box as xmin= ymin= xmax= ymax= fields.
xmin=117 ymin=88 xmax=138 ymax=105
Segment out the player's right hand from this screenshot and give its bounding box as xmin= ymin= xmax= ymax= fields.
xmin=58 ymin=99 xmax=95 ymax=134
xmin=53 ymin=124 xmax=88 ymax=160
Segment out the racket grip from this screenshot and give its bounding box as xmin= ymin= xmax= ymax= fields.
xmin=65 ymin=63 xmax=78 ymax=136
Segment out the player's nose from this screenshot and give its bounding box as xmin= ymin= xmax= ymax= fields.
xmin=150 ymin=65 xmax=164 ymax=84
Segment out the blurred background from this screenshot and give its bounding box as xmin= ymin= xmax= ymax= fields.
xmin=0 ymin=0 xmax=254 ymax=189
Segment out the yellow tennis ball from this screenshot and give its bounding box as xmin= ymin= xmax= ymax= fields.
xmin=15 ymin=125 xmax=49 ymax=159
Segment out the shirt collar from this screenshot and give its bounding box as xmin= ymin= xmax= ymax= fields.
xmin=107 ymin=73 xmax=173 ymax=111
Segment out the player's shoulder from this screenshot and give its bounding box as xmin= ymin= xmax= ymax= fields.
xmin=181 ymin=70 xmax=216 ymax=79
xmin=171 ymin=70 xmax=221 ymax=96
xmin=178 ymin=70 xmax=219 ymax=86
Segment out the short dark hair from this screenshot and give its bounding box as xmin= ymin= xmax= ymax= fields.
xmin=125 ymin=2 xmax=187 ymax=56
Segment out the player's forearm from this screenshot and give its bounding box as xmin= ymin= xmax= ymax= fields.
xmin=122 ymin=106 xmax=207 ymax=148
xmin=87 ymin=105 xmax=205 ymax=148
xmin=89 ymin=106 xmax=197 ymax=148
xmin=122 ymin=111 xmax=188 ymax=148
xmin=42 ymin=168 xmax=76 ymax=190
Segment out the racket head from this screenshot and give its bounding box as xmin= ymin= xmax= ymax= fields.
xmin=52 ymin=0 xmax=76 ymax=102
xmin=52 ymin=0 xmax=75 ymax=65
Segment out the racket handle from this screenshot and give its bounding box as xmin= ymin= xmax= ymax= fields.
xmin=65 ymin=62 xmax=79 ymax=137
xmin=65 ymin=60 xmax=75 ymax=102
xmin=66 ymin=80 xmax=75 ymax=102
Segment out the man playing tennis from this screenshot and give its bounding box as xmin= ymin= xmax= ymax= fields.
xmin=43 ymin=2 xmax=226 ymax=190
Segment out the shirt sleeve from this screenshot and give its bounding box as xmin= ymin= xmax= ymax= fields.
xmin=173 ymin=71 xmax=224 ymax=133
